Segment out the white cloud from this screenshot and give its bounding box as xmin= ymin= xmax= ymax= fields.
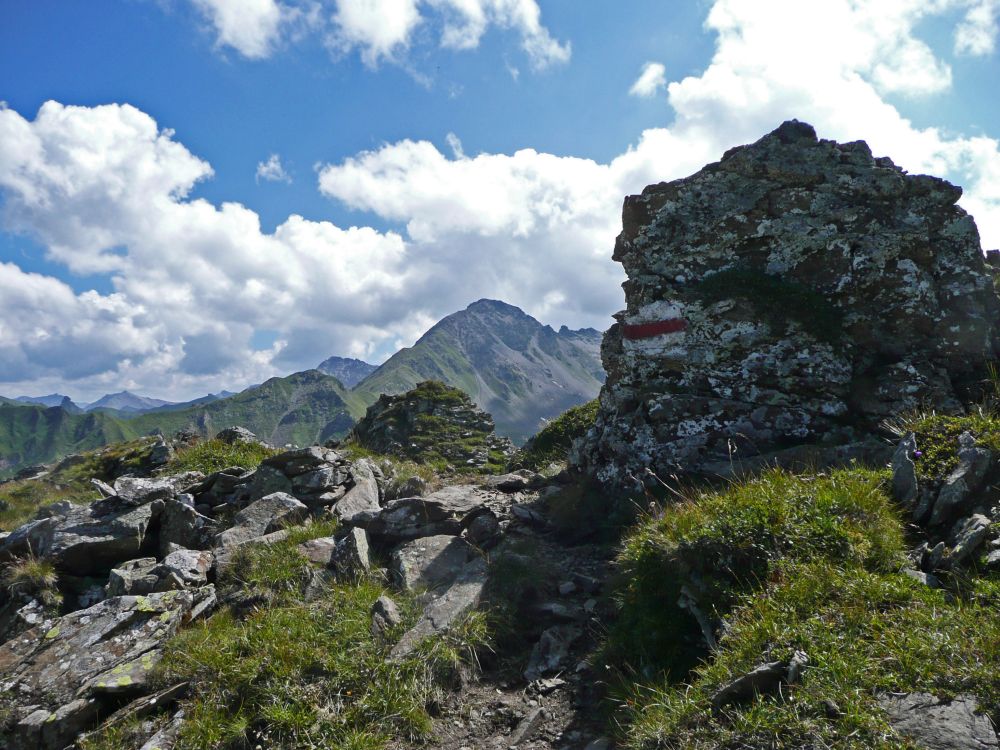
xmin=191 ymin=0 xmax=301 ymax=59
xmin=185 ymin=0 xmax=567 ymax=69
xmin=629 ymin=62 xmax=667 ymax=98
xmin=956 ymin=0 xmax=1000 ymax=55
xmin=256 ymin=153 xmax=292 ymax=183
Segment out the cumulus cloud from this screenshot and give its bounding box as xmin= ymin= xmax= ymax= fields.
xmin=956 ymin=0 xmax=1000 ymax=55
xmin=3 ymin=0 xmax=1000 ymax=400
xmin=256 ymin=153 xmax=292 ymax=183
xmin=186 ymin=0 xmax=568 ymax=69
xmin=191 ymin=0 xmax=303 ymax=58
xmin=0 ymin=101 xmax=415 ymax=399
xmin=629 ymin=62 xmax=667 ymax=98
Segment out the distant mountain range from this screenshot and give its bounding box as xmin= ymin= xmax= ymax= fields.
xmin=0 ymin=299 xmax=604 ymax=477
xmin=13 ymin=390 xmax=238 ymax=415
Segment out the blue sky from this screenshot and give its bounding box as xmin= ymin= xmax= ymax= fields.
xmin=1 ymin=0 xmax=999 ymax=402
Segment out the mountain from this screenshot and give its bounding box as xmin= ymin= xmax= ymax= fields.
xmin=127 ymin=370 xmax=367 ymax=447
xmin=140 ymin=391 xmax=236 ymax=415
xmin=15 ymin=394 xmax=82 ymax=411
xmin=84 ymin=391 xmax=175 ymax=413
xmin=0 ymin=372 xmax=366 ymax=478
xmin=0 ymin=403 xmax=135 ymax=477
xmin=316 ymin=356 xmax=378 ymax=388
xmin=353 ymin=299 xmax=605 ymax=443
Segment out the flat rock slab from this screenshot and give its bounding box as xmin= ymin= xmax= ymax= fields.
xmin=390 ymin=557 xmax=487 ymax=660
xmin=880 ymin=693 xmax=998 ymax=750
xmin=391 ymin=535 xmax=474 ymax=593
xmin=113 ymin=473 xmax=203 ymax=505
xmin=0 ymin=586 xmax=216 ymax=750
xmin=357 ymin=485 xmax=492 ymax=541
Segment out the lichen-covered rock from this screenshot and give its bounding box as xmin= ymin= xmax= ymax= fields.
xmin=578 ymin=120 xmax=1000 ymax=485
xmin=0 ymin=587 xmax=216 ymax=750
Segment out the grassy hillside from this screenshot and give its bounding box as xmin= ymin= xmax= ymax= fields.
xmin=606 ymin=461 xmax=1000 ymax=748
xmin=0 ymin=402 xmax=137 ymax=477
xmin=354 ymin=299 xmax=604 ymax=443
xmin=0 ymin=371 xmax=365 ymax=478
xmin=128 ymin=369 xmax=367 ymax=447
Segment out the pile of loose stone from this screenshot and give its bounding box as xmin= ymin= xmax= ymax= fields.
xmin=0 ymin=428 xmax=559 ymax=750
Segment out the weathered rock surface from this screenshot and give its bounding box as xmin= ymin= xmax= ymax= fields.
xmin=214 ymin=492 xmax=307 ymax=547
xmin=0 ymin=498 xmax=161 ymax=574
xmin=577 ymin=120 xmax=1000 ymax=485
xmin=390 ymin=557 xmax=487 ymax=660
xmin=391 ymin=535 xmax=474 ymax=593
xmin=0 ymin=587 xmax=216 ymax=750
xmin=356 ymin=485 xmax=495 ymax=541
xmin=879 ymin=693 xmax=998 ymax=749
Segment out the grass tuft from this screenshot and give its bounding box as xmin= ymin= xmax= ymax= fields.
xmin=165 ymin=438 xmax=278 ymax=475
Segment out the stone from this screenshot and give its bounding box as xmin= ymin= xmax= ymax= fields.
xmin=157 ymin=548 xmax=212 ymax=588
xmin=576 ymin=120 xmax=1000 ymax=487
xmin=710 ymin=652 xmax=808 ymax=713
xmin=296 ymin=536 xmax=338 ymax=565
xmin=891 ymin=434 xmax=919 ymax=507
xmin=292 ymin=466 xmax=348 ymax=494
xmin=0 ymin=498 xmax=162 ymax=575
xmin=138 ymin=708 xmax=185 ymax=750
xmin=158 ymin=499 xmax=219 ymax=556
xmin=0 ymin=587 xmax=216 ymax=749
xmin=216 ymin=426 xmax=264 ymax=446
xmin=386 ymin=475 xmax=428 ymax=501
xmin=245 ymin=464 xmax=293 ymax=502
xmin=262 ymin=446 xmax=340 ymax=476
xmin=390 ymin=557 xmax=487 ymax=660
xmin=113 ymin=473 xmax=202 ymax=505
xmin=508 ymin=707 xmax=546 ymax=746
xmin=480 ymin=471 xmax=541 ymax=493
xmin=524 ymin=624 xmax=582 ymax=681
xmin=879 ymin=693 xmax=998 ymax=749
xmin=929 ymin=434 xmax=994 ymax=527
xmin=903 ymin=568 xmax=941 ymax=588
xmin=464 ymin=511 xmax=501 ymax=548
xmin=214 ymin=492 xmax=307 ymax=547
xmin=355 ymin=485 xmax=492 ymax=541
xmin=329 ymin=527 xmax=371 ymax=579
xmin=332 ymin=458 xmax=382 ymax=523
xmin=106 ymin=558 xmax=160 ymax=596
xmin=91 ymin=478 xmax=115 ymax=498
xmin=212 ymin=529 xmax=290 ymax=576
xmin=947 ymin=514 xmax=991 ymax=566
xmin=986 ymin=549 xmax=1000 ymax=570
xmin=371 ymin=594 xmax=403 ymax=638
xmin=391 ymin=535 xmax=474 ymax=593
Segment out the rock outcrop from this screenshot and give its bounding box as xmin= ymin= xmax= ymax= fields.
xmin=350 ymin=380 xmax=513 ymax=471
xmin=578 ymin=120 xmax=1000 ymax=485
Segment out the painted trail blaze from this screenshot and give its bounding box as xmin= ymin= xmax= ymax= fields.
xmin=622 ymin=319 xmax=688 ymax=340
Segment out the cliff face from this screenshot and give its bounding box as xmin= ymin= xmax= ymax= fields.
xmin=577 ymin=120 xmax=1000 ymax=486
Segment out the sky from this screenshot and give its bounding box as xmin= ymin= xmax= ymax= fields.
xmin=1 ymin=0 xmax=999 ymax=403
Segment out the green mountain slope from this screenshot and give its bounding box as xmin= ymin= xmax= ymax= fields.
xmin=0 ymin=403 xmax=137 ymax=477
xmin=0 ymin=371 xmax=365 ymax=478
xmin=354 ymin=299 xmax=605 ymax=443
xmin=128 ymin=370 xmax=366 ymax=448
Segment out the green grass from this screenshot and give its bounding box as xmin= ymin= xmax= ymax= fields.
xmin=609 ymin=466 xmax=1000 ymax=749
xmin=165 ymin=438 xmax=278 ymax=475
xmin=1 ymin=555 xmax=60 ymax=607
xmin=694 ymin=268 xmax=844 ymax=344
xmin=81 ymin=512 xmax=487 ymax=750
xmin=0 ymin=437 xmax=157 ymax=530
xmin=514 ymin=398 xmax=598 ymax=472
xmin=889 ymin=410 xmax=1000 ymax=480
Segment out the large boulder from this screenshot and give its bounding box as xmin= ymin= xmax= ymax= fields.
xmin=879 ymin=693 xmax=998 ymax=749
xmin=0 ymin=498 xmax=161 ymax=575
xmin=576 ymin=120 xmax=1000 ymax=486
xmin=214 ymin=492 xmax=307 ymax=548
xmin=0 ymin=587 xmax=216 ymax=750
xmin=355 ymin=485 xmax=494 ymax=542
